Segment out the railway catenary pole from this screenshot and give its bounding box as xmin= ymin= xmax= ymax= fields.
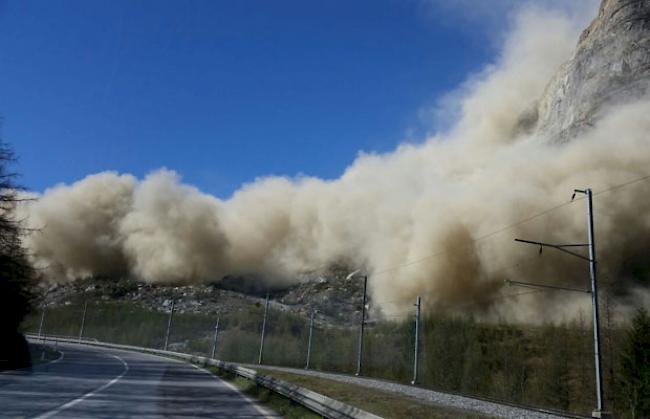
xmin=411 ymin=296 xmax=421 ymax=385
xmin=78 ymin=301 xmax=88 ymax=343
xmin=305 ymin=309 xmax=315 ymax=369
xmin=163 ymin=298 xmax=175 ymax=351
xmin=258 ymin=292 xmax=270 ymax=365
xmin=356 ymin=275 xmax=368 ymax=376
xmin=210 ymin=317 xmax=220 ymax=359
xmin=514 ymin=188 xmax=608 ymax=418
xmin=580 ymin=188 xmax=606 ymax=416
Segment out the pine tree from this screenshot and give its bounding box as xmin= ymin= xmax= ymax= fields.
xmin=619 ymin=308 xmax=650 ymax=418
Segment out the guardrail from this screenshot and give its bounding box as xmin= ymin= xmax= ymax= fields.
xmin=32 ymin=333 xmax=98 ymax=343
xmin=25 ymin=334 xmax=382 ymax=419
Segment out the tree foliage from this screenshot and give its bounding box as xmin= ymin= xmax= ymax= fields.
xmin=619 ymin=308 xmax=650 ymax=418
xmin=0 ymin=141 xmax=35 ymax=370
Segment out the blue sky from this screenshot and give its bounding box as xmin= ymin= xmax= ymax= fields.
xmin=0 ymin=0 xmax=496 ymax=198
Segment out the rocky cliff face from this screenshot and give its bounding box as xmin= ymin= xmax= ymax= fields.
xmin=532 ymin=0 xmax=650 ymax=143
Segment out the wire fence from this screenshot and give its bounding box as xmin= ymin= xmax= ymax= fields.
xmin=22 ymin=286 xmax=643 ymax=418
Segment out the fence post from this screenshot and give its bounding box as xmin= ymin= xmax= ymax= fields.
xmin=78 ymin=301 xmax=88 ymax=343
xmin=163 ymin=299 xmax=175 ymax=351
xmin=411 ymin=296 xmax=421 ymax=385
xmin=211 ymin=317 xmax=220 ymax=359
xmin=305 ymin=310 xmax=315 ymax=369
xmin=258 ymin=292 xmax=270 ymax=364
xmin=38 ymin=309 xmax=46 ymax=339
xmin=355 ymin=275 xmax=368 ymax=376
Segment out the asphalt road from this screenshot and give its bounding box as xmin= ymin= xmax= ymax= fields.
xmin=0 ymin=342 xmax=278 ymax=418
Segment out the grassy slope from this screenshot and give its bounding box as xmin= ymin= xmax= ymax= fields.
xmin=255 ymin=368 xmax=491 ymax=419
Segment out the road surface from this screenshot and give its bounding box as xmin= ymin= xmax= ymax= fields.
xmin=0 ymin=342 xmax=278 ymax=418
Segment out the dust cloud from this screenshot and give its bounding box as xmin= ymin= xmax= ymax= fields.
xmin=20 ymin=2 xmax=650 ymax=320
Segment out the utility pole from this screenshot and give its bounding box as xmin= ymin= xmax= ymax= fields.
xmin=305 ymin=309 xmax=315 ymax=369
xmin=513 ymin=188 xmax=608 ymax=418
xmin=210 ymin=317 xmax=220 ymax=359
xmin=38 ymin=309 xmax=46 ymax=339
xmin=356 ymin=275 xmax=368 ymax=376
xmin=163 ymin=299 xmax=175 ymax=351
xmin=258 ymin=292 xmax=270 ymax=365
xmin=78 ymin=301 xmax=88 ymax=343
xmin=411 ymin=296 xmax=421 ymax=385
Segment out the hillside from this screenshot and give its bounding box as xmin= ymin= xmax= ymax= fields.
xmin=35 ymin=264 xmax=366 ymax=327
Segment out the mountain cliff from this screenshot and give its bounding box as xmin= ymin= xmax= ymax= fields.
xmin=531 ymin=0 xmax=650 ymax=142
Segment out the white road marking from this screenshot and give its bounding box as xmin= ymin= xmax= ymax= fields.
xmin=33 ymin=354 xmax=129 ymax=419
xmin=190 ymin=363 xmax=279 ymax=418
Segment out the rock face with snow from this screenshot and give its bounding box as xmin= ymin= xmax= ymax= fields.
xmin=532 ymin=0 xmax=650 ymax=143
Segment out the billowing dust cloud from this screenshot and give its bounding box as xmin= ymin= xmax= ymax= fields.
xmin=20 ymin=3 xmax=650 ymax=321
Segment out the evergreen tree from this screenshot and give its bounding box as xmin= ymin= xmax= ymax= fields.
xmin=619 ymin=308 xmax=650 ymax=418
